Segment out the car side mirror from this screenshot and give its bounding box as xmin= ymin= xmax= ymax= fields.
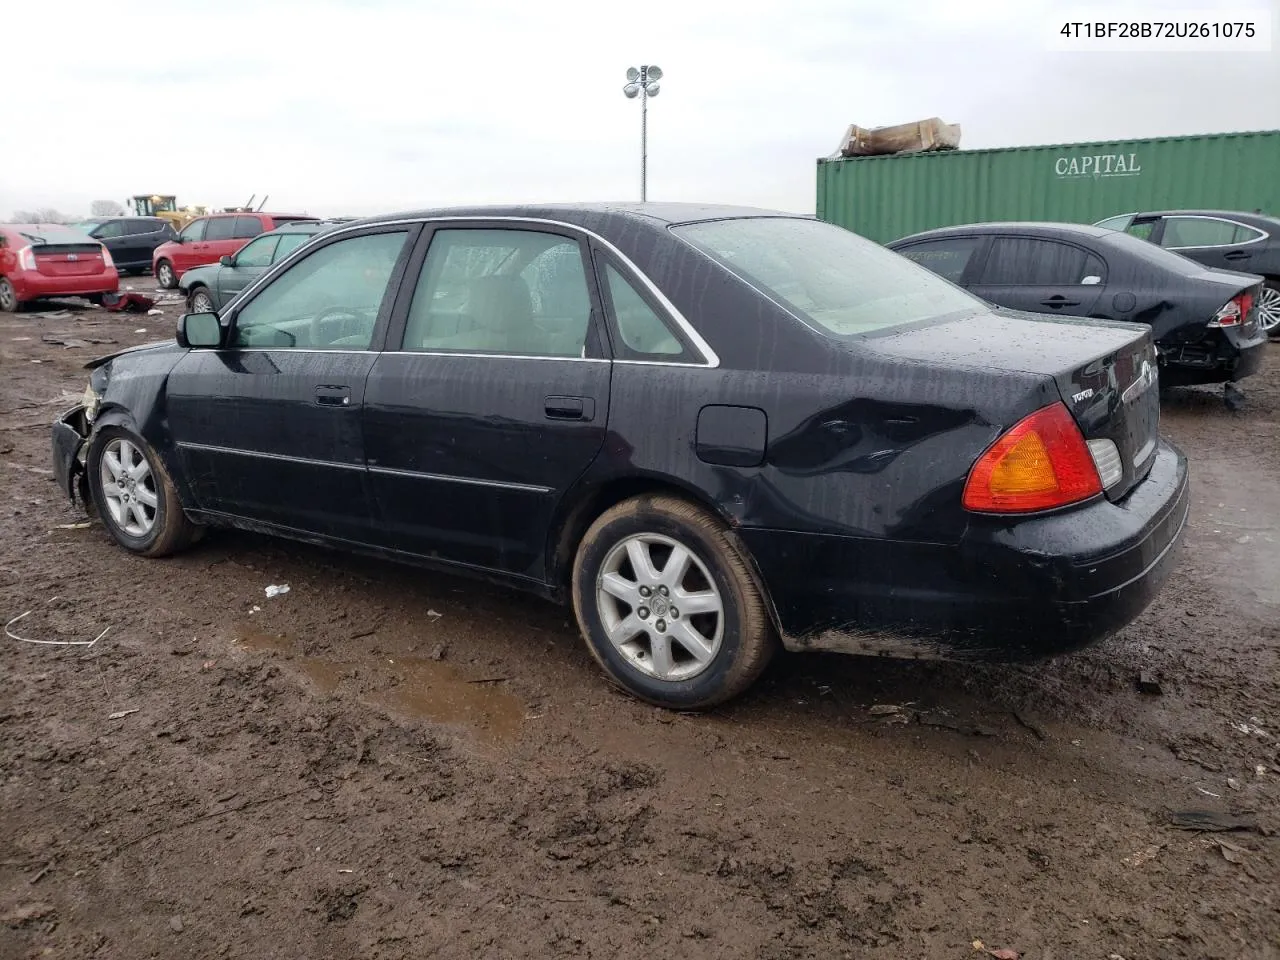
xmin=219 ymin=255 xmax=234 ymax=267
xmin=176 ymin=312 xmax=223 ymax=349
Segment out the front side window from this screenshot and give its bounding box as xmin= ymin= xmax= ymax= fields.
xmin=93 ymin=220 xmax=126 ymax=239
xmin=204 ymin=218 xmax=237 ymax=242
xmin=980 ymin=238 xmax=1092 ymax=286
xmin=402 ymin=229 xmax=592 ymax=357
xmin=233 ymin=235 xmax=278 ymax=268
xmin=179 ymin=219 xmax=207 ymax=242
xmin=673 ymin=217 xmax=980 ymax=338
xmin=894 ymin=236 xmax=983 ymax=283
xmin=231 ymin=230 xmax=407 ymax=350
xmin=602 ymin=262 xmax=683 ymax=356
xmin=233 ymin=216 xmax=264 ymax=239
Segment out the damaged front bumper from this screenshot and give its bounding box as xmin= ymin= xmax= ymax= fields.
xmin=51 ymin=405 xmax=93 ymax=511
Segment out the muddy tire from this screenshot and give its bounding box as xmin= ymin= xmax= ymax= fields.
xmin=1259 ymin=280 xmax=1280 ymax=340
xmin=86 ymin=425 xmax=199 ymax=558
xmin=155 ymin=259 xmax=177 ymax=290
xmin=187 ymin=286 xmax=214 ymax=314
xmin=572 ymin=494 xmax=776 ymax=709
xmin=0 ymin=278 xmax=18 ymax=312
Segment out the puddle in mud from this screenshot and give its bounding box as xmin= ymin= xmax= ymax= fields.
xmin=380 ymin=657 xmax=523 ymax=743
xmin=231 ymin=627 xmax=522 ymax=741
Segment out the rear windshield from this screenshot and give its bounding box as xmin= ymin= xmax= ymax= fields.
xmin=673 ymin=217 xmax=981 ymax=337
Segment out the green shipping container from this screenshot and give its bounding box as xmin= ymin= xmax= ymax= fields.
xmin=816 ymin=129 xmax=1280 ymax=244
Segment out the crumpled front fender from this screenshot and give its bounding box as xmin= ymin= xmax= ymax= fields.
xmin=51 ymin=405 xmax=93 ymax=513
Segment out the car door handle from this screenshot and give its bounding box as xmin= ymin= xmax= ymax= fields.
xmin=316 ymin=385 xmax=352 ymax=407
xmin=1224 ymin=250 xmax=1251 ymax=260
xmin=545 ymin=396 xmax=594 ymax=421
xmin=1040 ymin=296 xmax=1081 ymax=308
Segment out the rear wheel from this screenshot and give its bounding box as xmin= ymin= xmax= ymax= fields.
xmin=571 ymin=494 xmax=776 ymax=709
xmin=0 ymin=278 xmax=18 ymax=312
xmin=1258 ymin=281 xmax=1280 ymax=339
xmin=86 ymin=426 xmax=199 ymax=557
xmin=155 ymin=259 xmax=176 ymax=289
xmin=187 ymin=287 xmax=214 ymax=313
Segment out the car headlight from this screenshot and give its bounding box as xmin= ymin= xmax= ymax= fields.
xmin=83 ymin=381 xmax=101 ymax=423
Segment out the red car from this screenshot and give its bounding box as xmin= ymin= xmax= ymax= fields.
xmin=152 ymin=212 xmax=317 ymax=289
xmin=0 ymin=224 xmax=119 ymax=312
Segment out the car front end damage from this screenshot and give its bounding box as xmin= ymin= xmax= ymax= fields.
xmin=52 ymin=403 xmax=94 ymax=513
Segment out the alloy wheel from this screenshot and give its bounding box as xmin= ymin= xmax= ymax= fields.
xmin=191 ymin=290 xmax=213 ymax=313
xmin=157 ymin=262 xmax=174 ymax=288
xmin=0 ymin=279 xmax=16 ymax=312
xmin=1257 ymin=285 xmax=1280 ymax=334
xmin=596 ymin=533 xmax=724 ymax=681
xmin=99 ymin=437 xmax=158 ymax=537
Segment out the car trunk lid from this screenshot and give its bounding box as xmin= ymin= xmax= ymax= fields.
xmin=867 ymin=309 xmax=1159 ymax=501
xmin=33 ymin=242 xmax=107 ymax=277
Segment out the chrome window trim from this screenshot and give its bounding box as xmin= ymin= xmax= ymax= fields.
xmin=388 ymin=350 xmax=608 ymax=363
xmin=219 ymin=215 xmax=720 ymax=369
xmin=1160 ymin=214 xmax=1269 ymax=250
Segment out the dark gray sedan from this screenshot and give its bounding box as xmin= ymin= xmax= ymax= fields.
xmin=179 ymin=221 xmax=335 ymax=312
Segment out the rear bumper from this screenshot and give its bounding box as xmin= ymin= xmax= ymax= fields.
xmin=51 ymin=406 xmax=92 ymax=510
xmin=1158 ymin=328 xmax=1266 ymax=385
xmin=742 ymin=439 xmax=1189 ymax=662
xmin=13 ymin=270 xmax=119 ymax=301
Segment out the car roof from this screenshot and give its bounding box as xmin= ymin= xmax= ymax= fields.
xmin=197 ymin=211 xmax=316 ymax=219
xmin=349 ymin=202 xmax=801 ymax=232
xmin=891 ymin=221 xmax=1114 ymax=244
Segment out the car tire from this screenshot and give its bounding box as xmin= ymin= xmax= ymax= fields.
xmin=571 ymin=494 xmax=776 ymax=709
xmin=86 ymin=425 xmax=200 ymax=558
xmin=155 ymin=259 xmax=177 ymax=289
xmin=85 ymin=294 xmax=104 ymax=306
xmin=187 ymin=287 xmax=214 ymax=314
xmin=0 ymin=277 xmax=19 ymax=312
xmin=1259 ymin=280 xmax=1280 ymax=340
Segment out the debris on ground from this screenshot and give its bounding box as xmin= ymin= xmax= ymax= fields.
xmin=134 ymin=329 xmax=148 ymax=334
xmin=1121 ymin=843 xmax=1164 ymax=867
xmin=971 ymin=940 xmax=1019 ymax=959
xmin=426 ymin=609 xmax=443 ymax=620
xmin=147 ymin=308 xmax=164 ymax=316
xmin=1211 ymin=837 xmax=1249 ymax=863
xmin=429 ymin=642 xmax=448 ymax=661
xmin=53 ymin=521 xmax=93 ymax=530
xmin=868 ymin=704 xmax=902 ymax=716
xmin=102 ymin=291 xmax=156 ymax=313
xmin=5 ymin=609 xmax=110 ymax=647
xmin=1136 ymin=671 xmax=1163 ymax=695
xmin=1169 ymin=810 xmax=1260 ymax=833
xmin=265 ymin=585 xmax=291 ymax=598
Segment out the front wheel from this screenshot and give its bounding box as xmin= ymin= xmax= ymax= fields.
xmin=155 ymin=259 xmax=176 ymax=289
xmin=1258 ymin=280 xmax=1280 ymax=340
xmin=572 ymin=495 xmax=776 ymax=709
xmin=187 ymin=287 xmax=214 ymax=314
xmin=86 ymin=426 xmax=200 ymax=557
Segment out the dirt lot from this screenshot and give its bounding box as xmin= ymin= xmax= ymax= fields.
xmin=1 ymin=291 xmax=1277 ymax=960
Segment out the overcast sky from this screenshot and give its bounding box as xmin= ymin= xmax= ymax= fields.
xmin=4 ymin=0 xmax=1277 ymax=219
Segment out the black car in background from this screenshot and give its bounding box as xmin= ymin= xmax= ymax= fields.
xmin=178 ymin=220 xmax=336 ymax=313
xmin=1094 ymin=209 xmax=1280 ymax=337
xmin=73 ymin=217 xmax=176 ymax=275
xmin=51 ymin=204 xmax=1187 ymax=708
xmin=889 ymin=222 xmax=1268 ymax=389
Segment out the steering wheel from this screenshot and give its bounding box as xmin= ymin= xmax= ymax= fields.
xmin=309 ymin=306 xmax=364 ymax=348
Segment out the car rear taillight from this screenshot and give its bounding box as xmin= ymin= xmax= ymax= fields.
xmin=100 ymin=246 xmax=114 ymax=268
xmin=962 ymin=402 xmax=1103 ymax=513
xmin=17 ymin=246 xmax=37 ymax=271
xmin=1209 ymin=291 xmax=1253 ymax=328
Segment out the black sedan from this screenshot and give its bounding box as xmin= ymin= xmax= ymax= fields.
xmin=51 ymin=204 xmax=1188 ymax=708
xmin=1093 ymin=209 xmax=1280 ymax=337
xmin=73 ymin=216 xmax=176 ymax=275
xmin=889 ymin=222 xmax=1268 ymax=389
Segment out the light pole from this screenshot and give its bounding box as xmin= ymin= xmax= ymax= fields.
xmin=623 ymin=65 xmax=662 ymax=202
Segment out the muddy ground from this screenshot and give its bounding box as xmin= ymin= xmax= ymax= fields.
xmin=1 ymin=290 xmax=1277 ymax=960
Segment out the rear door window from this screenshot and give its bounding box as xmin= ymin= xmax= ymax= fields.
xmin=1160 ymin=216 xmax=1242 ymax=248
xmin=204 ymin=218 xmax=237 ymax=242
xmin=234 ymin=235 xmax=279 ymax=268
xmin=126 ymin=219 xmax=155 ymax=235
xmin=233 ymin=216 xmax=264 ymax=239
xmin=894 ymin=237 xmax=983 ymax=283
xmin=979 ymin=238 xmax=1091 ymax=286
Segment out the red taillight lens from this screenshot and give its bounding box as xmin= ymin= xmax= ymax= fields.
xmin=963 ymin=402 xmax=1103 ymax=513
xmin=17 ymin=246 xmax=37 ymax=271
xmin=100 ymin=245 xmax=114 ymax=269
xmin=1210 ymin=292 xmax=1252 ymax=328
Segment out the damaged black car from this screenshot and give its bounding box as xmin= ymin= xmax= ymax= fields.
xmin=889 ymin=222 xmax=1269 ymax=396
xmin=52 ymin=204 xmax=1189 ymax=708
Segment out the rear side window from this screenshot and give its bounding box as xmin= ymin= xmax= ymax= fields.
xmin=1161 ymin=216 xmax=1262 ymax=247
xmin=674 ymin=217 xmax=980 ymax=338
xmin=179 ymin=219 xmax=206 ymax=242
xmin=126 ymin=219 xmax=153 ymax=235
xmin=233 ymin=216 xmax=264 ymax=239
xmin=980 ymin=238 xmax=1095 ymax=286
xmin=1094 ymin=215 xmax=1133 ymax=232
xmin=894 ymin=237 xmax=982 ymax=283
xmin=602 ymin=261 xmax=684 ymax=357
xmin=1126 ymin=220 xmax=1156 ymax=241
xmin=402 ymin=228 xmax=592 ymax=357
xmin=205 ymin=218 xmax=237 ymax=242
xmin=272 ymin=232 xmax=312 ymax=262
